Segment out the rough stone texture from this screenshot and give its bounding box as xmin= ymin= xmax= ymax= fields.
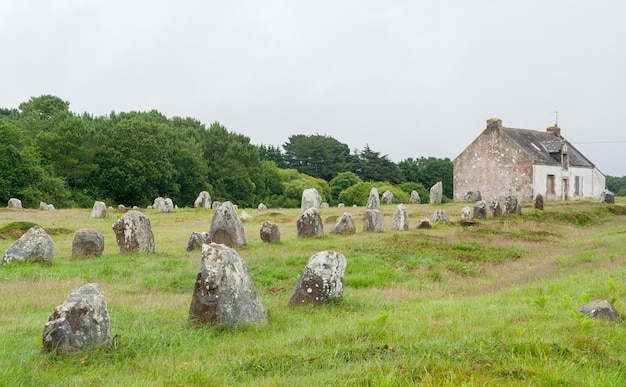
xmin=429 ymin=182 xmax=442 ymax=204
xmin=330 ymin=212 xmax=357 ymax=235
xmin=90 ymin=201 xmax=107 ymax=218
xmin=410 ymin=190 xmax=421 ymax=204
xmin=301 ymin=188 xmax=322 ymax=212
xmin=209 ymin=201 xmax=247 ymax=247
xmin=601 ymin=189 xmax=615 ymax=204
xmin=189 ymin=243 xmax=267 ymax=326
xmin=2 ymin=226 xmax=55 ymax=265
xmin=366 ymin=187 xmax=380 ymax=210
xmin=186 ymin=232 xmax=211 ymax=251
xmin=433 ymin=209 xmax=449 ymax=224
xmin=42 ymin=283 xmax=111 ymax=355
xmin=240 ymin=210 xmax=253 ymax=222
xmin=297 ymin=207 xmax=324 ymax=238
xmin=194 ymin=191 xmax=212 ymax=209
xmin=337 ymin=203 xmax=345 ymax=208
xmin=416 ymin=218 xmax=433 ymax=229
xmin=112 ymin=210 xmax=155 ymax=253
xmin=464 ymin=190 xmax=482 ymax=202
xmin=381 ymin=190 xmax=393 ymax=204
xmin=39 ymin=201 xmax=48 ymax=210
xmin=578 ymin=300 xmax=622 ymax=322
xmin=7 ymin=198 xmax=22 ymax=209
xmin=504 ymin=191 xmax=522 ymax=215
xmin=259 ymin=221 xmax=281 ymax=243
xmin=473 ymin=201 xmax=487 ymax=219
xmin=258 ymin=203 xmax=267 ymax=211
xmin=289 ymin=251 xmax=347 ymax=305
xmin=117 ymin=204 xmax=126 ymax=210
xmin=45 ymin=204 xmax=55 ymax=210
xmin=490 ymin=197 xmax=503 ymax=217
xmin=391 ymin=204 xmax=409 ymax=231
xmin=153 ymin=197 xmax=174 ymax=213
xmin=72 ymin=229 xmax=104 ymax=257
xmin=363 ymin=209 xmax=384 ymax=232
xmin=212 ymin=201 xmax=222 ymax=210
xmin=533 ymin=194 xmax=544 ymax=210
xmin=460 ymin=206 xmax=472 ymax=220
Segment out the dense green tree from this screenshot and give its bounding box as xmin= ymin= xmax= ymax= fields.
xmin=258 ymin=144 xmax=287 ymax=169
xmin=353 ymin=145 xmax=404 ymax=184
xmin=18 ymin=95 xmax=71 ymax=138
xmin=338 ymin=181 xmax=409 ymax=206
xmin=398 ymin=157 xmax=453 ymax=199
xmin=398 ymin=181 xmax=429 ymax=203
xmin=606 ymin=175 xmax=626 ymax=196
xmin=329 ymin=171 xmax=363 ymax=204
xmin=283 ymin=134 xmax=353 ymax=181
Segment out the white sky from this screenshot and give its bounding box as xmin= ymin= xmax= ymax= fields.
xmin=2 ymin=1 xmax=625 ymax=176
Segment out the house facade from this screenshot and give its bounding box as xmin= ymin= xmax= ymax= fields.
xmin=453 ymin=118 xmax=605 ymax=202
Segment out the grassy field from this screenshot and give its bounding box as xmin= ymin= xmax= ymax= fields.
xmin=1 ymin=200 xmax=625 ymax=386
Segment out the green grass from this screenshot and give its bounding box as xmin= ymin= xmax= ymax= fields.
xmin=1 ymin=202 xmax=626 ymax=386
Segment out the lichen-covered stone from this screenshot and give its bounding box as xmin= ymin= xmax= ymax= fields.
xmin=363 ymin=209 xmax=384 ymax=232
xmin=391 ymin=204 xmax=409 ymax=231
xmin=194 ymin=191 xmax=212 ymax=209
xmin=72 ymin=229 xmax=104 ymax=257
xmin=297 ymin=207 xmax=324 ymax=238
xmin=209 ymin=201 xmax=247 ymax=247
xmin=90 ymin=201 xmax=107 ymax=218
xmin=289 ymin=251 xmax=347 ymax=305
xmin=259 ymin=221 xmax=281 ymax=243
xmin=429 ymin=182 xmax=442 ymax=204
xmin=301 ymin=188 xmax=322 ymax=212
xmin=473 ymin=201 xmax=487 ymax=219
xmin=186 ymin=232 xmax=211 ymax=251
xmin=2 ymin=226 xmax=55 ymax=264
xmin=366 ymin=188 xmax=380 ymax=210
xmin=112 ymin=210 xmax=155 ymax=253
xmin=330 ymin=212 xmax=356 ymax=235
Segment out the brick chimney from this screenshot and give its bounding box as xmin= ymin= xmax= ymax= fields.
xmin=486 ymin=118 xmax=502 ymax=131
xmin=547 ymin=125 xmax=561 ymax=137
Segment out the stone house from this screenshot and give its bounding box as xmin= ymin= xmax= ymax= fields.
xmin=453 ymin=118 xmax=606 ymax=202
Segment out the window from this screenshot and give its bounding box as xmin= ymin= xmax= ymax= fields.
xmin=547 ymin=175 xmax=556 ymax=195
xmin=575 ymin=176 xmax=583 ymax=196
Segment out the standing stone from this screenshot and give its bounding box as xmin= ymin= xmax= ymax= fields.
xmin=410 ymin=190 xmax=421 ymax=204
xmin=258 ymin=203 xmax=267 ymax=211
xmin=473 ymin=201 xmax=487 ymax=219
xmin=209 ymin=201 xmax=247 ymax=247
xmin=117 ymin=204 xmax=126 ymax=210
xmin=189 ymin=243 xmax=267 ymax=326
xmin=490 ymin=197 xmax=503 ymax=217
xmin=112 ymin=210 xmax=155 ymax=253
xmin=39 ymin=201 xmax=48 ymax=210
xmin=460 ymin=206 xmax=472 ymax=220
xmin=289 ymin=251 xmax=347 ymax=305
xmin=381 ymin=190 xmax=393 ymax=205
xmin=321 ymin=202 xmax=330 ymax=208
xmin=578 ymin=300 xmax=622 ymax=322
xmin=464 ymin=190 xmax=482 ymax=202
xmin=164 ymin=198 xmax=174 ymax=212
xmin=301 ymin=188 xmax=322 ymax=212
xmin=533 ymin=194 xmax=544 ymax=210
xmin=429 ymin=182 xmax=442 ymax=204
xmin=601 ymin=189 xmax=615 ymax=204
xmin=42 ymin=283 xmax=111 ymax=355
xmin=2 ymin=226 xmax=55 ymax=265
xmin=153 ymin=197 xmax=173 ymax=213
xmin=240 ymin=210 xmax=253 ymax=222
xmin=90 ymin=201 xmax=107 ymax=218
xmin=212 ymin=201 xmax=222 ymax=210
xmin=259 ymin=221 xmax=281 ymax=243
xmin=297 ymin=207 xmax=324 ymax=238
xmin=337 ymin=203 xmax=345 ymax=208
xmin=366 ymin=187 xmax=380 ymax=210
xmin=391 ymin=204 xmax=409 ymax=231
xmin=363 ymin=209 xmax=384 ymax=232
xmin=186 ymin=232 xmax=211 ymax=251
xmin=330 ymin=212 xmax=357 ymax=235
xmin=504 ymin=191 xmax=522 ymax=215
xmin=194 ymin=191 xmax=212 ymax=209
xmin=72 ymin=229 xmax=105 ymax=257
xmin=45 ymin=204 xmax=55 ymax=211
xmin=7 ymin=198 xmax=22 ymax=209
xmin=433 ymin=209 xmax=449 ymax=224
xmin=416 ymin=218 xmax=433 ymax=229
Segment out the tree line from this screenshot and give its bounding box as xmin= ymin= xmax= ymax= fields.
xmin=0 ymin=95 xmax=455 ymax=209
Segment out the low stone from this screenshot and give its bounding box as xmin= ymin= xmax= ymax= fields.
xmin=7 ymin=198 xmax=22 ymax=209
xmin=39 ymin=201 xmax=47 ymax=210
xmin=301 ymin=188 xmax=322 ymax=212
xmin=212 ymin=201 xmax=222 ymax=210
xmin=321 ymin=202 xmax=329 ymax=208
xmin=289 ymin=251 xmax=347 ymax=305
xmin=186 ymin=232 xmax=211 ymax=251
xmin=117 ymin=204 xmax=126 ymax=210
xmin=504 ymin=191 xmax=521 ymax=215
xmin=391 ymin=204 xmax=409 ymax=231
xmin=490 ymin=197 xmax=502 ymax=217
xmin=416 ymin=218 xmax=432 ymax=229
xmin=189 ymin=243 xmax=267 ymax=326
xmin=410 ymin=190 xmax=421 ymax=204
xmin=330 ymin=212 xmax=356 ymax=235
xmin=363 ymin=209 xmax=384 ymax=232
xmin=209 ymin=201 xmax=247 ymax=247
xmin=601 ymin=189 xmax=615 ymax=204
xmin=337 ymin=203 xmax=345 ymax=208
xmin=297 ymin=207 xmax=324 ymax=238
xmin=533 ymin=194 xmax=544 ymax=210
xmin=578 ymin=300 xmax=622 ymax=322
xmin=429 ymin=182 xmax=442 ymax=204
xmin=240 ymin=210 xmax=253 ymax=222
xmin=2 ymin=226 xmax=55 ymax=264
xmin=258 ymin=203 xmax=267 ymax=211
xmin=194 ymin=191 xmax=212 ymax=209
xmin=460 ymin=206 xmax=472 ymax=220
xmin=366 ymin=188 xmax=380 ymax=210
xmin=90 ymin=201 xmax=107 ymax=218
xmin=381 ymin=190 xmax=393 ymax=204
xmin=42 ymin=283 xmax=111 ymax=355
xmin=473 ymin=201 xmax=487 ymax=219
xmin=464 ymin=190 xmax=482 ymax=202
xmin=112 ymin=210 xmax=155 ymax=253
xmin=433 ymin=209 xmax=449 ymax=224
xmin=259 ymin=221 xmax=281 ymax=243
xmin=72 ymin=229 xmax=105 ymax=257
xmin=45 ymin=204 xmax=55 ymax=211
xmin=153 ymin=197 xmax=174 ymax=213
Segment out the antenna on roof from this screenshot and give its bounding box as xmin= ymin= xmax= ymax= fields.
xmin=551 ymin=111 xmax=559 ymax=126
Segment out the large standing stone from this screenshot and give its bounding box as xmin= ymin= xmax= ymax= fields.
xmin=533 ymin=194 xmax=544 ymax=210
xmin=601 ymin=189 xmax=615 ymax=204
xmin=7 ymin=198 xmax=22 ymax=209
xmin=381 ymin=190 xmax=393 ymax=204
xmin=153 ymin=197 xmax=174 ymax=213
xmin=42 ymin=283 xmax=111 ymax=355
xmin=429 ymin=182 xmax=442 ymax=204
xmin=410 ymin=190 xmax=421 ymax=204
xmin=301 ymin=188 xmax=322 ymax=212
xmin=490 ymin=197 xmax=503 ymax=217
xmin=2 ymin=226 xmax=55 ymax=265
xmin=366 ymin=187 xmax=380 ymax=210
xmin=363 ymin=209 xmax=384 ymax=232
xmin=112 ymin=210 xmax=155 ymax=253
xmin=473 ymin=201 xmax=487 ymax=219
xmin=90 ymin=201 xmax=107 ymax=218
xmin=259 ymin=221 xmax=281 ymax=243
xmin=209 ymin=201 xmax=247 ymax=247
xmin=72 ymin=229 xmax=104 ymax=257
xmin=289 ymin=251 xmax=347 ymax=305
xmin=433 ymin=209 xmax=449 ymax=224
xmin=297 ymin=207 xmax=324 ymax=238
xmin=330 ymin=212 xmax=357 ymax=235
xmin=189 ymin=243 xmax=267 ymax=326
xmin=578 ymin=300 xmax=622 ymax=322
xmin=391 ymin=204 xmax=409 ymax=231
xmin=194 ymin=191 xmax=212 ymax=209
xmin=504 ymin=191 xmax=522 ymax=215
xmin=186 ymin=232 xmax=211 ymax=251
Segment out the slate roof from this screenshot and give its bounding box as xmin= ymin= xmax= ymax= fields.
xmin=501 ymin=127 xmax=595 ymax=168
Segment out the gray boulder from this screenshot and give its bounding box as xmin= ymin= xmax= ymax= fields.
xmin=189 ymin=243 xmax=267 ymax=326
xmin=7 ymin=198 xmax=22 ymax=209
xmin=338 ymin=203 xmax=345 ymax=208
xmin=416 ymin=218 xmax=432 ymax=229
xmin=258 ymin=203 xmax=268 ymax=211
xmin=259 ymin=221 xmax=281 ymax=243
xmin=209 ymin=201 xmax=247 ymax=247
xmin=460 ymin=206 xmax=472 ymax=220
xmin=194 ymin=191 xmax=212 ymax=209
xmin=45 ymin=204 xmax=55 ymax=211
xmin=240 ymin=210 xmax=253 ymax=222
xmin=578 ymin=300 xmax=622 ymax=322
xmin=464 ymin=190 xmax=482 ymax=202
xmin=330 ymin=212 xmax=357 ymax=235
xmin=301 ymin=188 xmax=322 ymax=212
xmin=391 ymin=204 xmax=409 ymax=231
xmin=410 ymin=190 xmax=421 ymax=204
xmin=381 ymin=190 xmax=393 ymax=204
xmin=289 ymin=251 xmax=347 ymax=305
xmin=601 ymin=189 xmax=615 ymax=204
xmin=153 ymin=197 xmax=173 ymax=213
xmin=533 ymin=194 xmax=544 ymax=210
xmin=363 ymin=209 xmax=384 ymax=232
xmin=212 ymin=201 xmax=222 ymax=210
xmin=490 ymin=197 xmax=502 ymax=217
xmin=433 ymin=209 xmax=449 ymax=224
xmin=429 ymin=182 xmax=442 ymax=204
xmin=72 ymin=229 xmax=105 ymax=257
xmin=366 ymin=187 xmax=380 ymax=210
xmin=504 ymin=191 xmax=522 ymax=215
xmin=473 ymin=201 xmax=487 ymax=219
xmin=42 ymin=283 xmax=111 ymax=355
xmin=2 ymin=226 xmax=55 ymax=265
xmin=90 ymin=201 xmax=107 ymax=218
xmin=186 ymin=232 xmax=211 ymax=251
xmin=39 ymin=201 xmax=48 ymax=210
xmin=297 ymin=207 xmax=324 ymax=238
xmin=112 ymin=210 xmax=155 ymax=253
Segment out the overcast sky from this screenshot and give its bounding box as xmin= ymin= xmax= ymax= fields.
xmin=2 ymin=1 xmax=625 ymax=176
